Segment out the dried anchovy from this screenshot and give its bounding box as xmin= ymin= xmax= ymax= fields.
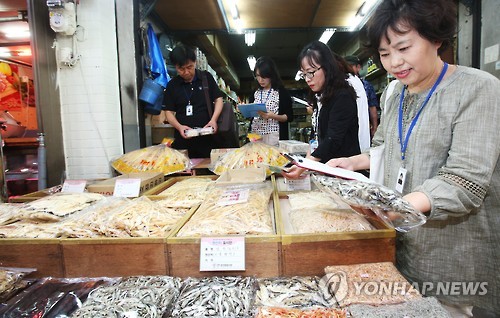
xmin=256 ymin=276 xmax=335 ymax=309
xmin=71 ymin=276 xmax=182 ymax=318
xmin=170 ymin=276 xmax=255 ymax=317
xmin=313 ymin=175 xmax=426 ymax=232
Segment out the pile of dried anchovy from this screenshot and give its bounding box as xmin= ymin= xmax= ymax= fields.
xmin=170 ymin=276 xmax=255 ymax=317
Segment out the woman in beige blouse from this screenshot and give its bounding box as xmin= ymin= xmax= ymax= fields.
xmin=327 ymin=0 xmax=500 ymax=316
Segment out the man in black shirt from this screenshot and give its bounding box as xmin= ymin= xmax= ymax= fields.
xmin=163 ymin=45 xmax=224 ymax=158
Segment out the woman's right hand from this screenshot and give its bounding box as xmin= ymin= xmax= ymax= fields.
xmin=281 ymin=165 xmax=306 ymax=180
xmin=326 ymin=157 xmax=355 ymax=171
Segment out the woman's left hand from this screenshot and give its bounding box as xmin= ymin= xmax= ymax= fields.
xmin=257 ymin=110 xmax=271 ymax=120
xmin=205 ymin=120 xmax=218 ymax=133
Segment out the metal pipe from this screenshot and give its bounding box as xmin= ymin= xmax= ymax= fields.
xmin=0 ymin=11 xmax=28 ymax=23
xmin=37 ymin=133 xmax=47 ymax=190
xmin=0 ymin=135 xmax=7 ymax=202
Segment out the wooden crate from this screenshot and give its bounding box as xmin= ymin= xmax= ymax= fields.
xmin=60 ymin=237 xmax=168 ymax=278
xmin=277 ymin=193 xmax=396 ymax=277
xmin=167 ymin=182 xmax=281 ymax=278
xmin=0 ymin=238 xmax=64 ymax=278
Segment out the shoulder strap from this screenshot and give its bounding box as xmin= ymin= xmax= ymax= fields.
xmin=383 ymin=79 xmax=399 ymax=115
xmin=201 ymin=71 xmax=214 ymax=117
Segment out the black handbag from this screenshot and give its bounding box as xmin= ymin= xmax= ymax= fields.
xmin=201 ymin=72 xmax=236 ymax=133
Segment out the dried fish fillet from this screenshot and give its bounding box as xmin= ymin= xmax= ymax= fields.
xmin=213 ymin=141 xmax=289 ymax=176
xmin=287 ymin=191 xmax=373 ymax=233
xmin=156 ymin=177 xmax=214 ymax=208
xmin=313 ymin=175 xmax=426 ymax=232
xmin=17 ymin=192 xmax=105 ymax=222
xmin=176 ymin=183 xmax=274 ymax=236
xmin=111 ymin=143 xmax=189 ymax=175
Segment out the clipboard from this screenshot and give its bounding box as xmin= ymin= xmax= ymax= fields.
xmin=285 ymin=154 xmax=372 ymax=182
xmin=238 ymin=103 xmax=267 ymax=118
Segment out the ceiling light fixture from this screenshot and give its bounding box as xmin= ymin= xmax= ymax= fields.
xmin=247 ymin=55 xmax=256 ymax=71
xmin=229 ymin=0 xmax=239 ymax=19
xmin=245 ymin=31 xmax=256 ymax=46
xmin=319 ymin=28 xmax=336 ymax=44
xmin=350 ymin=0 xmax=381 ymax=31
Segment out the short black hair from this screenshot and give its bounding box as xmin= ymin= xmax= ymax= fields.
xmin=344 ymin=55 xmax=361 ymax=66
xmin=366 ymin=0 xmax=457 ymax=56
xmin=169 ymin=44 xmax=197 ymax=66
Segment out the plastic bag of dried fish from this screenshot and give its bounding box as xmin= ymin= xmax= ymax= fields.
xmin=212 ymin=141 xmax=290 ymax=176
xmin=312 ymin=175 xmax=427 ymax=232
xmin=255 ymin=276 xmax=336 ymax=310
xmin=0 ymin=267 xmax=36 ymax=302
xmin=176 ymin=183 xmax=275 ymax=236
xmin=171 ymin=276 xmax=256 ymax=317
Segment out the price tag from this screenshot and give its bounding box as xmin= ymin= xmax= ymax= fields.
xmin=200 ymin=236 xmax=245 ymax=271
xmin=217 ymin=188 xmax=249 ymax=206
xmin=285 ymin=174 xmax=311 ymax=191
xmin=113 ymin=178 xmax=141 ymax=197
xmin=61 ymin=180 xmax=86 ymax=193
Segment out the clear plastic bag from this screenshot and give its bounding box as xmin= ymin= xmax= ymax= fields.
xmin=313 ymin=175 xmax=427 ymax=232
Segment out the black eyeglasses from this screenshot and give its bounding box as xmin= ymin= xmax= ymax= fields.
xmin=299 ymin=67 xmax=322 ymax=80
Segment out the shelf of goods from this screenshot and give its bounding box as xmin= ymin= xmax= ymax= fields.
xmin=0 ymin=174 xmax=395 ymax=279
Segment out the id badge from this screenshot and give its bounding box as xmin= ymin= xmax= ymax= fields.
xmin=309 ymin=139 xmax=318 ymax=153
xmin=395 ymin=166 xmax=407 ymax=193
xmin=186 ymin=104 xmax=193 ymax=116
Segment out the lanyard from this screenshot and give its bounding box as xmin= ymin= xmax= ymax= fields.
xmin=398 ymin=62 xmax=448 ymax=162
xmin=259 ymin=88 xmax=272 ymax=104
xmin=183 ymin=84 xmax=194 ymax=104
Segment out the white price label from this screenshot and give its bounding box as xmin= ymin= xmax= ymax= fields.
xmin=217 ymin=188 xmax=249 ymax=206
xmin=200 ymin=236 xmax=245 ymax=271
xmin=61 ymin=180 xmax=86 ymax=193
xmin=285 ymin=174 xmax=311 ymax=191
xmin=113 ymin=178 xmax=141 ymax=197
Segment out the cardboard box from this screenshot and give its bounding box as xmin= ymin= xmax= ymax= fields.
xmin=278 ymin=140 xmax=309 ymax=154
xmin=86 ymin=172 xmax=164 ymax=196
xmin=215 ymin=167 xmax=266 ymax=185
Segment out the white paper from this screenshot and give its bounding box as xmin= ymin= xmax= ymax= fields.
xmin=291 ymin=155 xmax=372 ymax=183
xmin=61 ymin=180 xmax=87 ymax=193
xmin=284 ymin=174 xmax=311 ymax=191
xmin=200 ymin=236 xmax=245 ymax=271
xmin=113 ymin=178 xmax=141 ymax=197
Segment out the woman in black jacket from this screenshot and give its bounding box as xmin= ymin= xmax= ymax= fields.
xmin=283 ymin=40 xmax=360 ymax=178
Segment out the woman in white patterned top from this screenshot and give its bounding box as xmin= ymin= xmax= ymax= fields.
xmin=327 ymin=0 xmax=500 ymax=316
xmin=249 ymin=56 xmax=293 ymax=146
